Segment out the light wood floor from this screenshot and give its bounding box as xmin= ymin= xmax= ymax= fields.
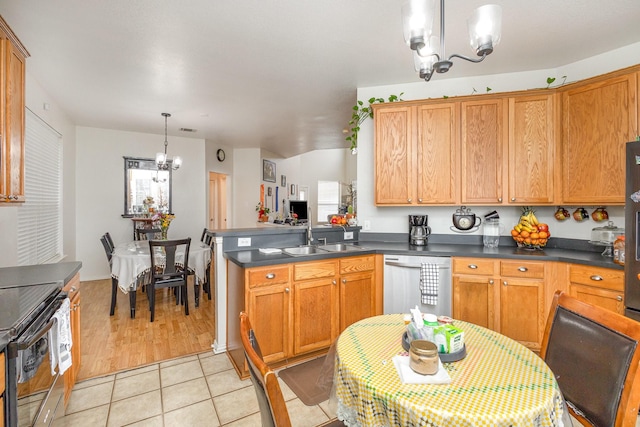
xmin=77 ymin=277 xmax=215 ymax=381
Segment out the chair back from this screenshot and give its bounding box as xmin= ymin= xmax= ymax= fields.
xmin=200 ymin=227 xmax=208 ymax=242
xmin=104 ymin=232 xmax=115 ymax=251
xmin=540 ymin=291 xmax=640 ymax=427
xmin=239 ymin=312 xmax=292 ymax=427
xmin=137 ymin=228 xmax=162 ymax=240
xmin=149 ymin=238 xmax=191 ymax=283
xmin=100 ymin=235 xmax=113 ymax=264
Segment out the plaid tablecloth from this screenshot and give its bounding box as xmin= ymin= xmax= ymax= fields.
xmin=334 ymin=314 xmax=565 ymax=427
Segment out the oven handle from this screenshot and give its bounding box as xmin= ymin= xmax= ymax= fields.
xmin=16 ymin=317 xmax=56 ymax=351
xmin=384 ymin=260 xmax=450 ymax=269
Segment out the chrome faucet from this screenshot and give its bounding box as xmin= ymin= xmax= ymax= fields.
xmin=306 ymin=206 xmax=313 ymax=245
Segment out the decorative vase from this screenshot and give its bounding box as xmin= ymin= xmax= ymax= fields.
xmin=161 ymin=227 xmax=168 ymax=240
xmin=260 ymin=215 xmax=269 ymax=222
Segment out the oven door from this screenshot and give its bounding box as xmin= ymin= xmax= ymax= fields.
xmin=5 ymin=297 xmax=65 ymax=427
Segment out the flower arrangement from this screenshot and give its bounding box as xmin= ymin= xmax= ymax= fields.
xmin=255 ymin=202 xmax=270 ymax=221
xmin=152 ymin=212 xmax=175 ymax=238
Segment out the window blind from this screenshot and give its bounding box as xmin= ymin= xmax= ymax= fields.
xmin=317 ymin=180 xmax=339 ymax=222
xmin=17 ymin=108 xmax=63 ymax=265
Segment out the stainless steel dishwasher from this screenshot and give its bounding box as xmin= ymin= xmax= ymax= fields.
xmin=383 ymin=255 xmax=452 ymax=316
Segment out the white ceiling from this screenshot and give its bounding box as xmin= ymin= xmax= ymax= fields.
xmin=2 ymin=1 xmax=640 ymax=158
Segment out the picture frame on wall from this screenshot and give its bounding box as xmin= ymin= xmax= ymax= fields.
xmin=263 ymin=159 xmax=276 ymax=182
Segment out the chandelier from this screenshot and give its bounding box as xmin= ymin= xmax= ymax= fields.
xmin=156 ymin=112 xmax=182 ymax=170
xmin=402 ymin=0 xmax=502 ymax=82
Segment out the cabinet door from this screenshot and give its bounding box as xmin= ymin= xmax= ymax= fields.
xmin=499 ymin=278 xmax=544 ymax=351
xmin=374 ymin=105 xmax=415 ymax=205
xmin=63 ymin=274 xmax=81 ymax=405
xmin=562 ymin=73 xmax=637 ymax=203
xmin=415 ymin=102 xmax=459 ymax=204
xmin=452 ymin=275 xmax=495 ymax=329
xmin=508 ymin=94 xmax=556 ymax=204
xmin=460 ymin=99 xmax=506 ymax=204
xmin=569 ymin=283 xmax=624 ymax=314
xmin=1 ymin=37 xmax=26 ymax=202
xmin=293 ymin=277 xmax=338 ymax=355
xmin=339 ymin=270 xmax=375 ymax=332
xmin=247 ymin=284 xmax=291 ymax=363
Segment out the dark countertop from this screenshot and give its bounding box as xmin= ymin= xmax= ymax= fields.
xmin=0 ymin=261 xmax=82 ymax=288
xmin=224 ymin=241 xmax=622 ymax=270
xmin=0 ymin=261 xmax=82 ymax=350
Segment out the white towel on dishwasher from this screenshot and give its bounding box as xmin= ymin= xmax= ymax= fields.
xmin=420 ymin=263 xmax=439 ymax=305
xmin=48 ymin=297 xmax=73 ymax=375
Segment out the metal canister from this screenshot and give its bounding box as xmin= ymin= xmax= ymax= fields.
xmin=409 ymin=340 xmax=439 ymax=375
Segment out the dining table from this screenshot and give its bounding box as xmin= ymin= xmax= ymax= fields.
xmin=110 ymin=239 xmax=212 ymax=306
xmin=333 ymin=314 xmax=569 ymax=427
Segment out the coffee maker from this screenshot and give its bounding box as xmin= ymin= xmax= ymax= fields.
xmin=409 ymin=215 xmax=431 ymax=246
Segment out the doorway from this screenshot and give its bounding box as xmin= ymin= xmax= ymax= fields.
xmin=209 ymin=172 xmax=227 ymax=229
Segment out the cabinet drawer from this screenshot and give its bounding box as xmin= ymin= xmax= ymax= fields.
xmin=500 ymin=261 xmax=544 ymax=279
xmin=293 ymin=260 xmax=337 ymax=281
xmin=340 ymin=255 xmax=375 ymax=274
xmin=248 ymin=265 xmax=290 ymax=288
xmin=452 ymin=258 xmax=495 ymax=276
xmin=569 ymin=264 xmax=623 ymax=291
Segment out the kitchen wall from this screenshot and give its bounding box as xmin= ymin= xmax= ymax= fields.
xmin=354 ymin=42 xmax=640 ymax=242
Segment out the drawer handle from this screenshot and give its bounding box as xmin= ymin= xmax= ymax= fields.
xmin=590 ymin=275 xmax=603 ymax=281
xmin=285 ymin=287 xmax=290 ymax=293
xmin=617 ymin=295 xmax=623 ymax=301
xmin=517 ymin=267 xmax=528 ymax=272
xmin=265 ymin=273 xmax=275 ymax=279
xmin=468 ymin=264 xmax=478 ymax=269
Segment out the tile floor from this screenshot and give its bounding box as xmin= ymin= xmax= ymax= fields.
xmin=52 ymin=351 xmax=337 ymax=427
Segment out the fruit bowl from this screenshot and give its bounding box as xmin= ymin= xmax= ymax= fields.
xmin=515 ymin=241 xmax=547 ymax=250
xmin=511 ymin=207 xmax=550 ymax=250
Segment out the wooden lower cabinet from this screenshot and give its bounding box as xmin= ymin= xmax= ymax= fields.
xmin=228 ymin=254 xmax=380 ymax=377
xmin=568 ymin=264 xmax=624 ymax=314
xmin=63 ymin=273 xmax=81 ymax=406
xmin=452 ymin=258 xmax=545 ymax=351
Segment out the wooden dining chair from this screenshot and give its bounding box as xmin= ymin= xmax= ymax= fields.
xmin=136 ymin=228 xmax=162 ymax=241
xmin=239 ymin=312 xmax=345 ymax=427
xmin=540 ymin=291 xmax=640 ymax=427
xmin=104 ymin=231 xmax=115 ymax=252
xmin=100 ymin=235 xmax=137 ymax=318
xmin=148 ymin=238 xmax=191 ymax=322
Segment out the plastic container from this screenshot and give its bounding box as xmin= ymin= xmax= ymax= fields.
xmin=614 ymin=235 xmax=625 ymax=265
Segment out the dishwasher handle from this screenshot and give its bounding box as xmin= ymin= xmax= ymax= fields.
xmin=384 ymin=260 xmax=450 ymax=269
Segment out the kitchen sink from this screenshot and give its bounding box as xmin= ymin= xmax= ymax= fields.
xmin=282 ymin=245 xmax=327 ymax=256
xmin=318 ymin=243 xmax=363 ymax=252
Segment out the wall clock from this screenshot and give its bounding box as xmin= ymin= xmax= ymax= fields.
xmin=216 ymin=149 xmax=226 ymax=162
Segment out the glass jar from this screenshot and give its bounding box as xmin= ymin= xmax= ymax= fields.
xmin=409 ymin=340 xmax=439 ymax=375
xmin=614 ymin=235 xmax=625 ymax=265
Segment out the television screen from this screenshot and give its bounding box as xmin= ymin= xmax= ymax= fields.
xmin=289 ymin=200 xmax=308 ymax=222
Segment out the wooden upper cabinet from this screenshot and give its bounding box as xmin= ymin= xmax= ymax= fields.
xmin=0 ymin=17 xmax=28 ymax=203
xmin=561 ymin=72 xmax=637 ymax=204
xmin=416 ymin=102 xmax=459 ymax=204
xmin=460 ymin=98 xmax=506 ymax=204
xmin=508 ymin=94 xmax=557 ymax=204
xmin=374 ymin=105 xmax=415 ymax=204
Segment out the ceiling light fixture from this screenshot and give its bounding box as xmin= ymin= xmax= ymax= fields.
xmin=156 ymin=112 xmax=182 ymax=170
xmin=402 ymin=0 xmax=502 ymax=82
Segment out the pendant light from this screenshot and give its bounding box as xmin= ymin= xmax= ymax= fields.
xmin=156 ymin=112 xmax=182 ymax=170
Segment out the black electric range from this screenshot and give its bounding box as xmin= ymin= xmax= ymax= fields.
xmin=0 ymin=281 xmax=64 ymax=340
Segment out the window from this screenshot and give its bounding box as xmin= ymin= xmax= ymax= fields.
xmin=317 ymin=181 xmax=339 ymax=223
xmin=123 ymin=157 xmax=172 ymax=216
xmin=17 ymin=109 xmax=63 ymax=265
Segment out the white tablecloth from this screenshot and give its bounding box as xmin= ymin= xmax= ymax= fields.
xmin=111 ymin=240 xmax=211 ymax=293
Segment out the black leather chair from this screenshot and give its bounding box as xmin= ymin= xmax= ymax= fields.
xmin=147 ymin=238 xmax=191 ymax=322
xmin=104 ymin=231 xmax=115 ymax=252
xmin=239 ymin=312 xmax=345 ymax=427
xmin=541 ymin=291 xmax=640 ymax=427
